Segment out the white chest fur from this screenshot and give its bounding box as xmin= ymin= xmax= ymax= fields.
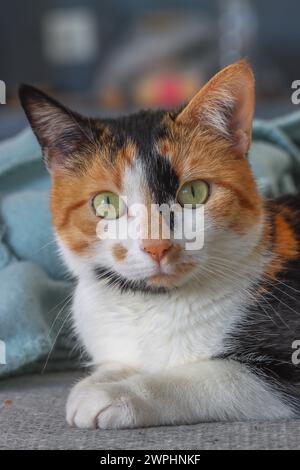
xmin=73 ymin=276 xmax=246 ymax=372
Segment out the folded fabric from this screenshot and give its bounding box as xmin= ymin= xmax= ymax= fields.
xmin=0 ymin=129 xmax=79 ymax=378
xmin=1 ymin=112 xmax=300 ymax=378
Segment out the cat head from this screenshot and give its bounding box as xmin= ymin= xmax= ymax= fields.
xmin=19 ymin=60 xmax=263 ymax=294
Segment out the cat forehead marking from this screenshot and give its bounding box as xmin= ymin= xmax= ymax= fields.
xmin=101 ymin=110 xmax=180 ymax=204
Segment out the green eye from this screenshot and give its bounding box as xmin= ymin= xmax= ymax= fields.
xmin=92 ymin=192 xmax=126 ymax=219
xmin=177 ymin=180 xmax=210 ymax=207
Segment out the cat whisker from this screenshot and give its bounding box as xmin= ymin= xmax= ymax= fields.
xmin=47 ymin=294 xmax=74 ymax=338
xmin=209 ymin=254 xmax=300 ymax=311
xmin=195 ymin=261 xmax=290 ymax=330
xmin=41 ymin=310 xmax=72 ymax=374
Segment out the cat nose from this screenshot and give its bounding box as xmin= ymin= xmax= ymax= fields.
xmin=142 ymin=240 xmax=172 ymax=263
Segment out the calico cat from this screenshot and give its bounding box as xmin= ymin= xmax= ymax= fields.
xmin=20 ymin=60 xmax=300 ymax=429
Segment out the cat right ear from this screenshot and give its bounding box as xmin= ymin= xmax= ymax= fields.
xmin=19 ymin=85 xmax=94 ymax=173
xmin=176 ymin=60 xmax=255 ymax=156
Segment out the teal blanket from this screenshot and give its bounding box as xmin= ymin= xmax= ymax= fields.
xmin=1 ymin=113 xmax=300 ymax=378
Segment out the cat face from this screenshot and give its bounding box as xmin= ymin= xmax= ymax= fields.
xmin=20 ymin=60 xmax=263 ymax=293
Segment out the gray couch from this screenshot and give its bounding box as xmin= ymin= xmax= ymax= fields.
xmin=0 ymin=371 xmax=299 ymax=450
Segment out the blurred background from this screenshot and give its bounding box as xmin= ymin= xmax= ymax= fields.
xmin=0 ymin=0 xmax=300 ymax=140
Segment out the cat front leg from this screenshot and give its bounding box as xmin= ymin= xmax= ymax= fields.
xmin=67 ymin=359 xmax=294 ymax=429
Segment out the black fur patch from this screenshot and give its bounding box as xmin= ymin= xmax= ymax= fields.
xmin=142 ymin=152 xmax=179 ymax=206
xmin=219 ymin=195 xmax=300 ymax=413
xmin=102 ymin=110 xmax=180 ymax=205
xmin=19 ymin=84 xmax=98 ymax=171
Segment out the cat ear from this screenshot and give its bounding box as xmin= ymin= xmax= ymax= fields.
xmin=176 ymin=60 xmax=255 ymax=155
xmin=19 ymin=84 xmax=94 ymax=172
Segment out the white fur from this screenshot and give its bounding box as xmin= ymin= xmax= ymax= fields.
xmin=62 ymin=232 xmax=294 ymax=429
xmin=66 ymin=359 xmax=292 ymax=429
xmin=201 ymin=91 xmax=235 ymax=136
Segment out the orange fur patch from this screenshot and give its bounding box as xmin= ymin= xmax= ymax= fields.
xmin=263 ymin=206 xmax=299 ymax=281
xmin=274 ymin=213 xmax=298 ymax=259
xmin=112 ymin=244 xmax=128 ymax=262
xmin=51 ymin=142 xmax=137 ymax=254
xmin=157 ymin=117 xmax=263 ymax=235
xmin=166 ymin=244 xmax=182 ymax=264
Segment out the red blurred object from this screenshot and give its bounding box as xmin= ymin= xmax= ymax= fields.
xmin=156 ymin=76 xmax=187 ymax=107
xmin=134 ymin=72 xmax=201 ymax=107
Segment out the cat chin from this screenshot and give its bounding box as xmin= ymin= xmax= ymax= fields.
xmin=147 ymin=273 xmax=188 ymax=289
xmin=93 ymin=265 xmax=185 ymax=294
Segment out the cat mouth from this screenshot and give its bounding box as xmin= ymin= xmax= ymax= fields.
xmin=147 ymin=272 xmax=180 ymax=286
xmin=94 ymin=265 xmax=175 ymax=294
xmin=94 ymin=262 xmax=195 ymax=294
xmin=148 ymin=262 xmax=196 ymax=285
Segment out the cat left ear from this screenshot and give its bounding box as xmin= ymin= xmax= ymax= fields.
xmin=176 ymin=60 xmax=255 ymax=155
xmin=19 ymin=84 xmax=94 ymax=173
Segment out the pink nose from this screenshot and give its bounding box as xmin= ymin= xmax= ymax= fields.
xmin=142 ymin=240 xmax=172 ymax=263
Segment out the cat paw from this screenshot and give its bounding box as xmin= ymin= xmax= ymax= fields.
xmin=66 ymin=380 xmax=147 ymax=429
